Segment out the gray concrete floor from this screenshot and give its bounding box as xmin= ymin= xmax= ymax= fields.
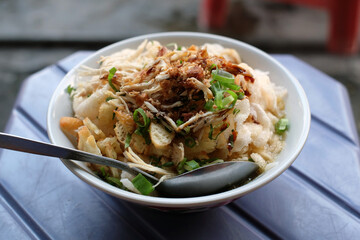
xmin=1 ymin=0 xmax=359 ymax=136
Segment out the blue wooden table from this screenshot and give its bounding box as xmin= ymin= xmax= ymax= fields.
xmin=1 ymin=52 xmax=359 ymax=239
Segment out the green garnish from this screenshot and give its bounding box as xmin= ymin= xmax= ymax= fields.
xmin=150 ymin=156 xmax=161 ymax=166
xmin=203 ymin=159 xmax=224 ymax=166
xmin=66 ymin=85 xmax=76 ymax=95
xmin=205 ymin=64 xmax=245 ymax=112
xmin=209 ymin=63 xmax=218 ymax=71
xmin=209 ymin=80 xmax=238 ymax=111
xmin=133 ymin=108 xmax=150 ymax=128
xmin=106 ymin=97 xmax=114 ymax=102
xmin=237 ymin=91 xmax=245 ymax=99
xmin=209 ymin=123 xmax=229 ymax=140
xmin=211 ymin=69 xmax=235 ymax=84
xmin=125 ymin=133 xmax=132 ymax=149
xmin=108 ymin=67 xmax=119 ymax=92
xmin=184 ymin=136 xmax=196 ymax=148
xmin=132 ymin=173 xmax=154 ymax=195
xmin=106 ymin=177 xmax=123 ymax=188
xmin=133 ymin=108 xmax=151 ymax=144
xmin=97 ymin=167 xmax=124 ymax=189
xmin=100 ymin=167 xmax=107 ymax=178
xmin=233 ymin=108 xmax=241 ymax=115
xmin=176 ymin=119 xmax=184 ymax=126
xmin=177 ymin=158 xmax=187 ymax=174
xmin=204 ymin=100 xmax=215 ymax=111
xmin=275 ymin=118 xmax=289 ymax=135
xmin=184 ymin=160 xmax=200 ymax=171
xmin=162 ymin=162 xmax=174 ymax=167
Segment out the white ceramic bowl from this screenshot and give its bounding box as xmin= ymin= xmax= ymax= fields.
xmin=47 ymin=32 xmax=311 ymax=210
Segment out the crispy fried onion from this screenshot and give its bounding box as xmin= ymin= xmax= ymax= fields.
xmin=123 ymin=147 xmax=175 ymax=177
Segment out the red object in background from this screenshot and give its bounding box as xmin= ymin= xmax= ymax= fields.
xmin=198 ymin=0 xmax=229 ymax=29
xmin=199 ymin=0 xmax=360 ymax=54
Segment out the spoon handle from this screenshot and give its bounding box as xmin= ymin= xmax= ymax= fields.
xmin=0 ymin=132 xmax=158 ymax=183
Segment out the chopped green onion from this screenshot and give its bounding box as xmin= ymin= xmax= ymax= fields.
xmin=184 ymin=136 xmax=196 ymax=148
xmin=166 ymin=42 xmax=177 ymax=47
xmin=223 ymin=90 xmax=238 ymax=108
xmin=209 ymin=123 xmax=229 ymax=140
xmin=100 ymin=167 xmax=107 ymax=178
xmin=209 ymin=63 xmax=218 ymax=71
xmin=162 ymin=162 xmax=174 ymax=168
xmin=184 ymin=160 xmax=200 ymax=171
xmin=150 ymin=156 xmax=161 ymax=166
xmin=106 ymin=177 xmax=123 ymax=188
xmin=108 ymin=67 xmax=118 ymax=92
xmin=184 ymin=126 xmax=191 ymax=134
xmin=203 ymin=159 xmax=224 ymax=166
xmin=176 ymin=119 xmax=184 ymax=126
xmin=179 ymin=126 xmax=191 ymax=136
xmin=177 ymin=158 xmax=187 ymax=174
xmin=237 ymin=91 xmax=245 ymax=100
xmin=212 ymin=69 xmax=235 ymax=84
xmin=125 ymin=133 xmax=132 ymax=149
xmin=222 ymin=96 xmax=235 ymax=109
xmin=221 ymin=82 xmax=241 ymax=91
xmin=106 ymin=97 xmax=114 ymax=102
xmin=132 ymin=173 xmax=154 ymax=195
xmin=233 ymin=108 xmax=241 ymax=115
xmin=228 ymin=130 xmax=235 ymax=148
xmin=275 ymin=118 xmax=289 ymax=135
xmin=204 ymin=100 xmax=214 ymax=111
xmin=144 ymin=134 xmax=151 ymax=145
xmin=66 ymin=85 xmax=76 ymax=95
xmin=133 ymin=108 xmax=150 ymax=128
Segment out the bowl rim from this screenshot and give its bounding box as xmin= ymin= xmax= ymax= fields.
xmin=47 ymin=31 xmax=311 ymax=208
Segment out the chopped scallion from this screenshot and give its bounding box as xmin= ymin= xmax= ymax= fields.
xmin=184 ymin=160 xmax=200 ymax=171
xmin=177 ymin=158 xmax=187 ymax=174
xmin=275 ymin=118 xmax=289 ymax=135
xmin=184 ymin=136 xmax=196 ymax=148
xmin=233 ymin=108 xmax=241 ymax=115
xmin=125 ymin=133 xmax=132 ymax=149
xmin=212 ymin=69 xmax=235 ymax=84
xmin=176 ymin=119 xmax=184 ymax=126
xmin=66 ymin=85 xmax=76 ymax=95
xmin=209 ymin=63 xmax=218 ymax=71
xmin=108 ymin=67 xmax=119 ymax=92
xmin=237 ymin=91 xmax=245 ymax=99
xmin=150 ymin=156 xmax=161 ymax=166
xmin=106 ymin=97 xmax=114 ymax=102
xmin=133 ymin=108 xmax=150 ymax=128
xmin=162 ymin=162 xmax=174 ymax=168
xmin=106 ymin=177 xmax=123 ymax=188
xmin=204 ymin=100 xmax=214 ymax=111
xmin=203 ymin=159 xmax=224 ymax=166
xmin=132 ymin=173 xmax=154 ymax=195
xmin=209 ymin=123 xmax=229 ymax=140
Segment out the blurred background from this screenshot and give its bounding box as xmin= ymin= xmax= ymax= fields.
xmin=1 ymin=0 xmax=359 ymax=135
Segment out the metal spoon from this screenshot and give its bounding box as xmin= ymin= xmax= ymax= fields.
xmin=0 ymin=132 xmax=258 ymax=197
